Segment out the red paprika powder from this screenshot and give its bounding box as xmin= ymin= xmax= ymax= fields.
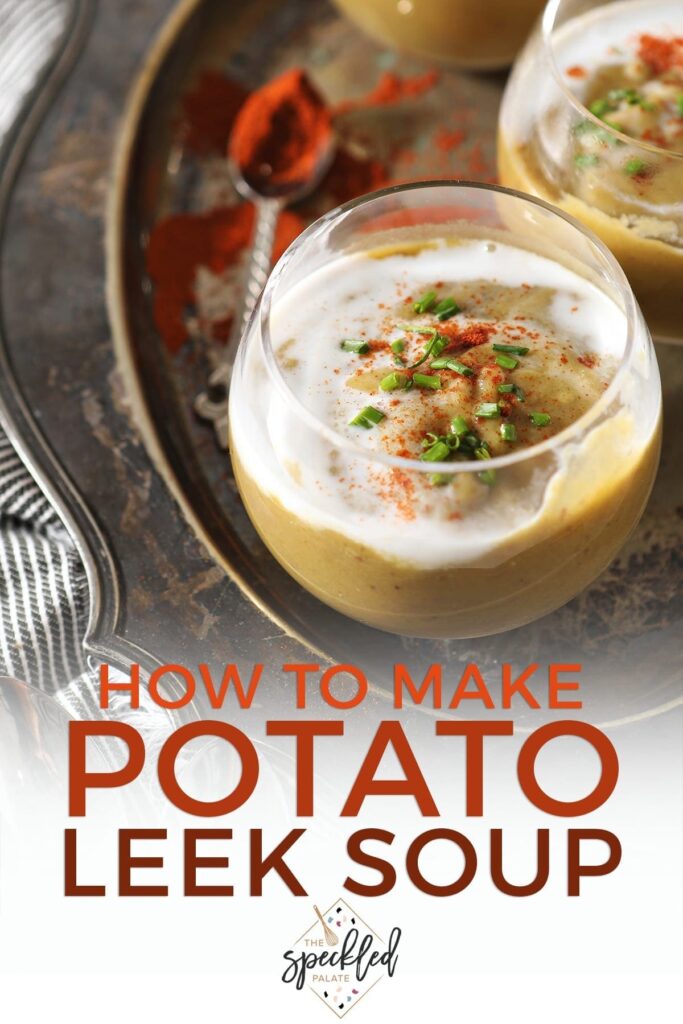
xmin=229 ymin=68 xmax=332 ymax=194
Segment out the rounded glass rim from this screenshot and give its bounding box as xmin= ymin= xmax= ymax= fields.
xmin=542 ymin=0 xmax=683 ymax=161
xmin=257 ymin=179 xmax=642 ymax=475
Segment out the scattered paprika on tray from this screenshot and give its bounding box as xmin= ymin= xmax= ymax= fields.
xmin=146 ymin=63 xmax=495 ymax=354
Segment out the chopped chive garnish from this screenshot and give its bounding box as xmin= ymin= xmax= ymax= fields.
xmin=500 ymin=422 xmax=517 ymax=442
xmin=391 ymin=339 xmax=405 ymax=354
xmin=451 ymin=415 xmax=469 ymax=437
xmin=429 ymin=472 xmax=452 ymax=486
xmin=475 ymin=402 xmax=500 ymax=419
xmin=430 ymin=356 xmax=474 ymax=377
xmin=434 ymin=297 xmax=460 ymax=321
xmin=575 ymin=153 xmax=600 ymax=169
xmin=475 ymin=447 xmax=496 ymax=486
xmin=607 ymin=88 xmax=654 ymax=111
xmin=575 ymin=119 xmax=623 ymax=144
xmin=493 ymin=342 xmax=529 ymax=356
xmin=413 ymin=290 xmax=437 ymax=314
xmin=677 ymin=94 xmax=683 ymax=116
xmin=420 ymin=440 xmax=450 ymax=462
xmin=340 ymin=338 xmax=369 ymax=354
xmin=408 ymin=330 xmax=448 ymax=369
xmin=496 ymin=353 xmax=519 ymax=370
xmin=379 ymin=371 xmax=409 ymax=392
xmin=529 ymin=411 xmax=551 ymax=428
xmin=349 ymin=406 xmax=385 ymax=429
xmin=625 ymin=158 xmax=647 ymax=176
xmin=498 ymin=382 xmax=525 ymax=401
xmin=413 ymin=372 xmax=441 ymax=390
xmin=589 ymin=98 xmax=610 ymax=118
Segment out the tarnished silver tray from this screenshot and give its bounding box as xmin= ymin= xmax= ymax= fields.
xmin=0 ymin=0 xmax=681 ymax=725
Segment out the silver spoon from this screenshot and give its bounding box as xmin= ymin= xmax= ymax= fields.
xmin=194 ymin=133 xmax=335 ymax=449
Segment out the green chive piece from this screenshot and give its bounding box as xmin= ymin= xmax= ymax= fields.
xmin=529 ymin=411 xmax=551 ymax=428
xmin=413 ymin=372 xmax=441 ymax=390
xmin=435 ymin=297 xmax=460 ymax=321
xmin=475 ymin=402 xmax=500 ymax=419
xmin=430 ymin=356 xmax=474 ymax=377
xmin=607 ymin=87 xmax=654 ymax=111
xmin=575 ymin=119 xmax=622 ymax=144
xmin=575 ymin=153 xmax=600 ymax=169
xmin=379 ymin=371 xmax=409 ymax=392
xmin=475 ymin=447 xmax=496 ymax=486
xmin=450 ymin=415 xmax=469 ymax=437
xmin=428 ymin=333 xmax=449 ymax=360
xmin=589 ymin=98 xmax=610 ymax=118
xmin=429 ymin=472 xmax=452 ymax=486
xmin=496 ymin=353 xmax=519 ymax=370
xmin=414 ymin=290 xmax=437 ymax=314
xmin=420 ymin=440 xmax=450 ymax=462
xmin=677 ymin=94 xmax=683 ymax=116
xmin=408 ymin=330 xmax=448 ymax=369
xmin=574 ymin=119 xmax=597 ymax=136
xmin=349 ymin=406 xmax=385 ymax=428
xmin=493 ymin=342 xmax=529 ymax=356
xmin=625 ymin=158 xmax=647 ymax=176
xmin=500 ymin=422 xmax=517 ymax=442
xmin=341 ymin=338 xmax=369 ymax=354
xmin=391 ymin=339 xmax=405 ymax=354
xmin=498 ymin=382 xmax=525 ymax=402
xmin=607 ymin=87 xmax=633 ymax=104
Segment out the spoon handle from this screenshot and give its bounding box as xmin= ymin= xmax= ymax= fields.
xmin=194 ymin=198 xmax=281 ymax=448
xmin=239 ymin=197 xmax=281 ymax=336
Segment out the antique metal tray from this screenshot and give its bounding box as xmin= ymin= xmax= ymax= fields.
xmin=0 ymin=0 xmax=681 ymax=725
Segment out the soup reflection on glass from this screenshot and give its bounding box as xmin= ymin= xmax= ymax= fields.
xmin=498 ymin=0 xmax=683 ymax=343
xmin=229 ymin=182 xmax=661 ymax=638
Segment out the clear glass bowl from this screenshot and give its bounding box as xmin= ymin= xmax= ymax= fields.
xmin=228 ymin=182 xmax=661 ymax=639
xmin=331 ymin=0 xmax=546 ymax=69
xmin=498 ymin=0 xmax=683 ymax=343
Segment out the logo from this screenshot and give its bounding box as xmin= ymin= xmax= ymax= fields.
xmin=281 ymin=898 xmax=401 ymax=1017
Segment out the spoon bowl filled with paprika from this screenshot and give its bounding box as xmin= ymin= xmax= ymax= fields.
xmin=228 ymin=181 xmax=661 ymax=639
xmin=195 ymin=68 xmax=336 ymax=446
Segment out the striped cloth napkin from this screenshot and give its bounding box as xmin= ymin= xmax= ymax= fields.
xmin=0 ymin=0 xmax=90 ymax=695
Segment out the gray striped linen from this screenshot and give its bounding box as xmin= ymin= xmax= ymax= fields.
xmin=0 ymin=0 xmax=91 ymax=698
xmin=0 ymin=431 xmax=90 ymax=692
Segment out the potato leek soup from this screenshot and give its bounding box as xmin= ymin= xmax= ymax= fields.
xmin=498 ymin=0 xmax=683 ymax=341
xmin=229 ymin=189 xmax=661 ymax=639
